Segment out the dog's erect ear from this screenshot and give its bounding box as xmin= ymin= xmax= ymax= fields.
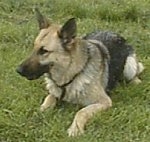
xmin=35 ymin=8 xmax=50 ymax=30
xmin=58 ymin=18 xmax=76 ymax=44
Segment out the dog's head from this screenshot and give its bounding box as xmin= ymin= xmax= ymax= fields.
xmin=16 ymin=9 xmax=77 ymax=80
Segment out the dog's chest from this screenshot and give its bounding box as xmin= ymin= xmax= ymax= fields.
xmin=45 ymin=72 xmax=102 ymax=106
xmin=63 ymin=77 xmax=91 ymax=105
xmin=62 ymin=74 xmax=102 ymax=106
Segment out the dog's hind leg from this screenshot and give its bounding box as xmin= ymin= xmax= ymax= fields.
xmin=67 ymin=93 xmax=112 ymax=137
xmin=123 ymin=54 xmax=144 ymax=84
xmin=40 ymin=95 xmax=57 ymax=112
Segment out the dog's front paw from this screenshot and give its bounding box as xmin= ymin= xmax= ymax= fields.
xmin=40 ymin=95 xmax=57 ymax=112
xmin=40 ymin=105 xmax=47 ymax=112
xmin=67 ymin=121 xmax=84 ymax=137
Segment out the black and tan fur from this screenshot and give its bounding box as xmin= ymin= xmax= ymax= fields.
xmin=16 ymin=9 xmax=144 ymax=136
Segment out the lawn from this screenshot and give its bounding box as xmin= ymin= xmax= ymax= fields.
xmin=0 ymin=0 xmax=150 ymax=141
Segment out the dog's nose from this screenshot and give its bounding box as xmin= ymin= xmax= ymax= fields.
xmin=16 ymin=66 xmax=23 ymax=75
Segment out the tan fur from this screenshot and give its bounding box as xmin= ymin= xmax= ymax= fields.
xmin=35 ymin=26 xmax=112 ymax=136
xmin=17 ymin=12 xmax=143 ymax=137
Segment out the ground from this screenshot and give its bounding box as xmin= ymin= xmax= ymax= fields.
xmin=0 ymin=0 xmax=150 ymax=141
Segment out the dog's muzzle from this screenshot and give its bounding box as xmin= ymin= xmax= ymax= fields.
xmin=16 ymin=64 xmax=50 ymax=80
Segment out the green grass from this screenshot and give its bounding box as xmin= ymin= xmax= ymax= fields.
xmin=0 ymin=0 xmax=150 ymax=141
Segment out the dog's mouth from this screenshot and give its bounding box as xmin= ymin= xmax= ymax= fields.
xmin=24 ymin=74 xmax=41 ymax=80
xmin=16 ymin=64 xmax=50 ymax=80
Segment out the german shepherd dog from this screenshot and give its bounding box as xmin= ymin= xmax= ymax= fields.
xmin=16 ymin=9 xmax=144 ymax=136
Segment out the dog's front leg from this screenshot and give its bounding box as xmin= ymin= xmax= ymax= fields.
xmin=40 ymin=95 xmax=57 ymax=112
xmin=67 ymin=98 xmax=112 ymax=137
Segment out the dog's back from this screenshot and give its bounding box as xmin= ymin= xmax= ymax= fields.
xmin=83 ymin=31 xmax=136 ymax=91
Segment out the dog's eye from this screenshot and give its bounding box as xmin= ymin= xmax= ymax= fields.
xmin=38 ymin=46 xmax=49 ymax=55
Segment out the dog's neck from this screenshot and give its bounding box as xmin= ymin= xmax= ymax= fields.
xmin=49 ymin=39 xmax=89 ymax=87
